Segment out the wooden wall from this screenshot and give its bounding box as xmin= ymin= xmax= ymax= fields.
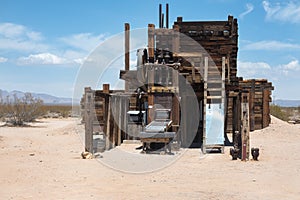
xmin=174 ymin=15 xmax=239 ymax=84
xmin=239 ymin=79 xmax=273 ymax=131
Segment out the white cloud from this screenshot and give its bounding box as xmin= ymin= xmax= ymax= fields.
xmin=17 ymin=53 xmax=67 ymax=65
xmin=239 ymin=3 xmax=254 ymax=19
xmin=280 ymin=60 xmax=300 ymax=75
xmin=237 ymin=60 xmax=272 ymax=78
xmin=0 ymin=23 xmax=26 ymax=38
xmin=62 ymin=50 xmax=89 ymax=65
xmin=238 ymin=59 xmax=300 ymax=79
xmin=0 ymin=23 xmax=43 ymax=41
xmin=0 ymin=22 xmax=143 ymax=68
xmin=60 ymin=33 xmax=106 ymax=52
xmin=282 ymin=60 xmax=300 ymax=70
xmin=26 ymin=31 xmax=43 ymax=41
xmin=0 ymin=23 xmax=107 ymax=66
xmin=263 ymin=1 xmax=300 ymax=23
xmin=243 ymin=40 xmax=300 ymax=51
xmin=0 ymin=22 xmax=47 ymax=52
xmin=0 ymin=38 xmax=48 ymax=52
xmin=0 ymin=56 xmax=8 ymax=63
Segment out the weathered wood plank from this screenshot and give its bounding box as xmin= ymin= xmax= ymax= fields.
xmin=84 ymin=87 xmax=94 ymax=153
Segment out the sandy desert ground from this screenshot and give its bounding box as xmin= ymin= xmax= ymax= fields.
xmin=0 ymin=116 xmax=300 ymax=200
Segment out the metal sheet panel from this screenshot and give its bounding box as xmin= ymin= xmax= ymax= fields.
xmin=145 ymin=120 xmax=172 ymax=132
xmin=205 ymin=103 xmax=224 ymax=145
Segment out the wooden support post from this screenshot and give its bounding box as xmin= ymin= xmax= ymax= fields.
xmin=172 ymin=25 xmax=179 ymax=60
xmin=117 ymin=96 xmax=122 ymax=146
xmin=191 ymin=61 xmax=195 ymax=82
xmin=148 ymin=94 xmax=154 ymax=124
xmin=172 ymin=68 xmax=179 ymax=93
xmin=125 ymin=23 xmax=130 ymax=92
xmin=222 ymin=57 xmax=225 ymax=106
xmin=172 ymin=94 xmax=180 ymax=127
xmin=181 ymin=95 xmax=186 ymax=147
xmin=262 ymin=89 xmax=270 ymax=128
xmin=226 ymin=55 xmax=230 ymax=83
xmin=102 ymin=85 xmax=111 ymax=150
xmin=232 ymin=95 xmax=241 ymax=143
xmin=250 ymin=79 xmax=255 ymax=131
xmin=103 ymin=83 xmax=110 ymax=94
xmin=112 ymin=96 xmax=117 ymax=148
xmin=84 ymin=87 xmax=93 ymax=153
xmin=241 ymin=92 xmax=250 ymax=161
xmin=221 ymin=57 xmax=226 ymax=153
xmin=148 ymin=24 xmax=155 ymax=63
xmin=202 ymin=57 xmax=208 ymax=154
xmin=105 ymin=97 xmax=111 ymax=151
xmin=148 ymin=65 xmax=155 ymax=90
xmin=123 ymin=96 xmax=129 ymax=141
xmin=111 ymin=95 xmax=121 ymax=147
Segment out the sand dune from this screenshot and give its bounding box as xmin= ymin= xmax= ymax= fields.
xmin=0 ymin=116 xmax=299 ymax=199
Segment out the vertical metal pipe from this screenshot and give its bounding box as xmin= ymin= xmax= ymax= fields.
xmin=161 ymin=13 xmax=164 ymax=28
xmin=159 ymin=4 xmax=162 ymax=28
xmin=125 ymin=23 xmax=130 ymax=92
xmin=166 ymin=3 xmax=169 ymax=29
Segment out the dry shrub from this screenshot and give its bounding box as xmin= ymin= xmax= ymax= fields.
xmin=41 ymin=105 xmax=72 ymax=118
xmin=270 ymin=105 xmax=289 ymax=121
xmin=0 ymin=93 xmax=44 ymax=126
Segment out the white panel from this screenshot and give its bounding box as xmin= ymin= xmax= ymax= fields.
xmin=205 ymin=103 xmax=224 ymax=145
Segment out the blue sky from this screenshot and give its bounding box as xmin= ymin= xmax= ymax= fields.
xmin=0 ymin=0 xmax=300 ymax=100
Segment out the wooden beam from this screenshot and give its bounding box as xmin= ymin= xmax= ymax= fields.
xmin=222 ymin=57 xmax=225 ymax=106
xmin=125 ymin=23 xmax=130 ymax=92
xmin=241 ymin=92 xmax=250 ymax=161
xmin=202 ymin=57 xmax=208 ymax=153
xmin=148 ymin=24 xmax=155 ymax=63
xmin=147 ymin=94 xmax=155 ymax=126
xmin=117 ymin=97 xmax=122 ymax=146
xmin=172 ymin=94 xmax=180 ymax=127
xmin=191 ymin=61 xmax=195 ymax=82
xmin=226 ymin=55 xmax=230 ymax=83
xmin=112 ymin=96 xmax=117 ymax=148
xmin=172 ymin=24 xmax=180 ymax=59
xmin=103 ymin=84 xmax=110 ymax=94
xmin=105 ymin=97 xmax=111 ymax=151
xmin=250 ymin=79 xmax=255 ymax=131
xmin=125 ymin=23 xmax=130 ymax=71
xmin=84 ymin=87 xmax=93 ymax=153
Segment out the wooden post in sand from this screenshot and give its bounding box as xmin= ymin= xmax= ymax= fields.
xmin=103 ymin=84 xmax=111 ymax=151
xmin=84 ymin=87 xmax=94 ymax=153
xmin=241 ymin=92 xmax=250 ymax=161
xmin=125 ymin=23 xmax=130 ymax=92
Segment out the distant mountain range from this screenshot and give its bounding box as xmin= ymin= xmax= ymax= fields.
xmin=274 ymin=100 xmax=300 ymax=107
xmin=0 ymin=89 xmax=77 ymax=105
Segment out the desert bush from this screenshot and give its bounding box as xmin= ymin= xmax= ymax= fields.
xmin=270 ymin=105 xmax=289 ymax=121
xmin=0 ymin=93 xmax=44 ymax=126
xmin=40 ymin=105 xmax=72 ymax=118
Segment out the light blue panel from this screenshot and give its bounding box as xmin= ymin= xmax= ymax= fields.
xmin=206 ymin=104 xmax=224 ymax=145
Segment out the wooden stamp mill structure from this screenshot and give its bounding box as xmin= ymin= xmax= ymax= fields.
xmin=82 ymin=4 xmax=273 ymax=158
